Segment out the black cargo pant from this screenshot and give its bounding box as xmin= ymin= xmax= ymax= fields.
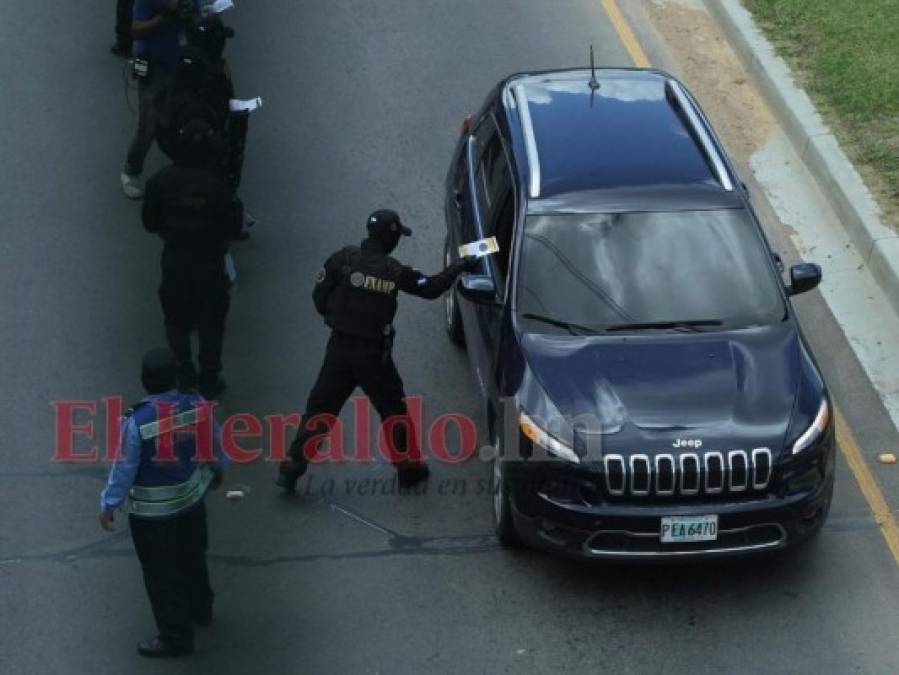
xmin=114 ymin=0 xmax=132 ymax=51
xmin=129 ymin=503 xmax=213 ymax=649
xmin=159 ymin=248 xmax=230 ymax=379
xmin=226 ymin=112 xmax=249 ymax=190
xmin=290 ymin=332 xmax=420 ymax=464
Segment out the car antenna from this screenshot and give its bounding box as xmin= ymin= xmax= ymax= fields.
xmin=588 ymin=45 xmax=600 ymax=107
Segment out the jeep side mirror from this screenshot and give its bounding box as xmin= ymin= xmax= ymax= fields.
xmin=788 ymin=263 xmax=821 ymax=296
xmin=457 ymin=274 xmax=499 ymax=305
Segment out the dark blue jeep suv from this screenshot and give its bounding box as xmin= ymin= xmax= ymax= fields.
xmin=444 ymin=68 xmax=834 ymax=560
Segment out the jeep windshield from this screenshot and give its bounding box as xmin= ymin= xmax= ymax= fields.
xmin=516 ymin=209 xmax=786 ymax=332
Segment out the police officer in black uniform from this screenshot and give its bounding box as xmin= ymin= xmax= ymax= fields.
xmin=142 ymin=118 xmax=243 ymax=398
xmin=277 ymin=209 xmax=479 ymax=491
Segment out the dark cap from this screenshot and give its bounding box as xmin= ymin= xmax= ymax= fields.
xmin=367 ymin=209 xmax=412 ymax=238
xmin=141 ymin=347 xmax=177 ymax=393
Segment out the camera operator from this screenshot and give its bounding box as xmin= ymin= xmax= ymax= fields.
xmin=121 ymin=0 xmax=200 ymax=200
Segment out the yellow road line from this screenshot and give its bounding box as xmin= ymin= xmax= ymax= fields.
xmin=600 ymin=0 xmax=651 ymax=68
xmin=599 ymin=0 xmax=899 ymax=567
xmin=835 ymin=407 xmax=899 ymax=564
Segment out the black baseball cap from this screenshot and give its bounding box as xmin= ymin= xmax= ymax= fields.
xmin=367 ymin=209 xmax=412 ymax=237
xmin=141 ymin=347 xmax=177 ymax=393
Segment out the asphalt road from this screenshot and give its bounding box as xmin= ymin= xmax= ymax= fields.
xmin=2 ymin=2 xmax=899 ymax=674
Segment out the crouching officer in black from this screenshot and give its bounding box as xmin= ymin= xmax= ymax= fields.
xmin=277 ymin=209 xmax=479 ymax=491
xmin=99 ymin=348 xmax=227 ymax=658
xmin=142 ymin=119 xmax=243 ymax=398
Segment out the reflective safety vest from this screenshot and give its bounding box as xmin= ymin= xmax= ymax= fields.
xmin=127 ymin=394 xmax=214 ymax=520
xmin=128 ymin=464 xmax=214 ymax=519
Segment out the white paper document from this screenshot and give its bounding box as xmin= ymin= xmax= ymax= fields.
xmin=211 ymin=0 xmax=235 ymax=14
xmin=458 ymin=236 xmax=500 ymax=258
xmin=229 ymin=97 xmax=263 ymax=113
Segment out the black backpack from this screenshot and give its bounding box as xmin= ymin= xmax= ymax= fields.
xmin=156 ymin=45 xmax=232 ymax=161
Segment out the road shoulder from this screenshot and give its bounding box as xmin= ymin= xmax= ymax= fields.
xmin=704 ymin=0 xmax=899 ymax=319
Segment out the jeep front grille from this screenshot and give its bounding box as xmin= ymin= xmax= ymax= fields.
xmin=603 ymin=449 xmax=773 ymax=498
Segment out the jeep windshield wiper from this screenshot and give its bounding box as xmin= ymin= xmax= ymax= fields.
xmin=604 ymin=319 xmax=724 ymax=333
xmin=520 ymin=313 xmax=602 ymax=336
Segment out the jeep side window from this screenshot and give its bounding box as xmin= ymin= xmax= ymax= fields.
xmin=453 ymin=148 xmax=468 ymax=210
xmin=473 ymin=116 xmax=515 ymax=288
xmin=492 ymin=188 xmax=515 ymax=280
xmin=473 ymin=121 xmax=501 ymax=226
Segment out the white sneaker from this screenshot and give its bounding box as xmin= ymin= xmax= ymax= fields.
xmin=120 ymin=172 xmax=143 ymax=200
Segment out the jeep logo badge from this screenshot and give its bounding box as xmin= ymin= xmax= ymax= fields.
xmin=673 ymin=438 xmax=703 ymax=449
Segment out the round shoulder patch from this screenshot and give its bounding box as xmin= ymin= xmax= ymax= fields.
xmin=315 ymin=268 xmax=327 ymax=283
xmin=350 ymin=271 xmax=366 ymax=287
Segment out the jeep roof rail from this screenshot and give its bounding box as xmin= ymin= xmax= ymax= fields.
xmin=664 ymin=78 xmax=734 ymax=191
xmin=513 ymin=84 xmax=542 ymax=199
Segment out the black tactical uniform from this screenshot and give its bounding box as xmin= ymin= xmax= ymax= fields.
xmin=277 ymin=210 xmax=478 ymax=490
xmin=189 ymin=16 xmax=248 ymax=191
xmin=142 ymin=120 xmax=242 ymax=398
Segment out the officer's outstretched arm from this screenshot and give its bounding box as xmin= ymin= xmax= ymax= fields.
xmin=397 ymin=256 xmax=479 ymax=300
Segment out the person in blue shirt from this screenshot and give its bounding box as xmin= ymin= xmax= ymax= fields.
xmin=121 ymin=0 xmax=200 ymax=199
xmin=99 ymin=347 xmax=227 ymax=658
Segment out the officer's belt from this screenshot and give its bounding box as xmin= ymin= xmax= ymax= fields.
xmin=128 ymin=466 xmax=214 ymax=519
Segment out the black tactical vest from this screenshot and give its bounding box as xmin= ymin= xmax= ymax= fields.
xmin=326 ymin=246 xmax=401 ymax=339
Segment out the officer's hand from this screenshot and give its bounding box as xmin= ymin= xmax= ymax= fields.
xmin=99 ymin=511 xmax=115 ymax=532
xmin=210 ymin=466 xmax=224 ymax=491
xmin=457 ymin=255 xmax=480 ymax=273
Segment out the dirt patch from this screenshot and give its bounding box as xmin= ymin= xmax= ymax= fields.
xmin=644 ymin=0 xmax=776 ymax=165
xmin=645 ymin=0 xmax=899 ymax=230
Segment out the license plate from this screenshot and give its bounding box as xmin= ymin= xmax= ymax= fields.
xmin=660 ymin=515 xmax=718 ymax=543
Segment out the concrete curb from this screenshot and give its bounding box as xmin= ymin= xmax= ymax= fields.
xmin=704 ymin=0 xmax=899 ymax=315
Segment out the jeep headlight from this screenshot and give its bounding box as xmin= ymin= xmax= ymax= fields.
xmin=519 ymin=411 xmax=580 ymax=464
xmin=792 ymin=399 xmax=829 ymax=454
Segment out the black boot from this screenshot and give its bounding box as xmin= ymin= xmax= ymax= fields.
xmin=396 ymin=461 xmax=430 ymax=487
xmin=276 ymin=458 xmax=308 ymax=492
xmin=276 ymin=437 xmax=309 ymax=491
xmin=198 ymin=373 xmax=227 ymax=400
xmin=137 ymin=636 xmax=193 ymax=658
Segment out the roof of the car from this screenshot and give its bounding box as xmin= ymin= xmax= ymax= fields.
xmin=501 ymin=68 xmax=739 ymax=209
